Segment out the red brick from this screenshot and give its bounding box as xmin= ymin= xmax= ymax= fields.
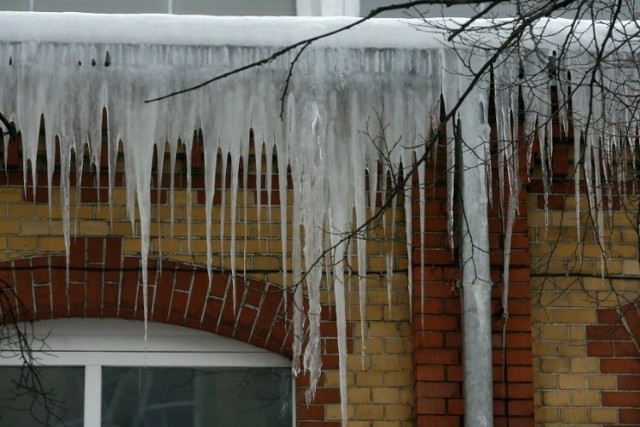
xmin=602 ymin=358 xmax=640 ymax=374
xmin=587 ymin=325 xmax=628 ymax=341
xmin=618 ymin=375 xmax=640 ymax=390
xmin=416 ymin=381 xmax=460 ymax=398
xmin=87 ymin=238 xmax=104 ymax=263
xmin=507 ymin=366 xmax=533 ymax=382
xmin=508 ymin=399 xmax=534 ymax=416
xmin=33 ymin=285 xmax=51 ymax=313
xmin=603 ymin=391 xmax=640 ymax=407
xmin=415 ymin=397 xmax=445 ymax=414
xmin=616 ymin=342 xmax=640 ymax=357
xmin=415 ymin=415 xmax=460 ymax=427
xmin=444 ymin=398 xmax=463 ymax=415
xmin=587 ymin=341 xmax=615 ymax=357
xmin=414 ymin=332 xmax=444 ymax=348
xmin=415 ymin=365 xmax=445 ymax=382
xmin=619 ymin=408 xmax=640 ymax=424
xmin=507 ymin=383 xmax=534 ymax=399
xmin=414 ymin=349 xmax=459 ymax=365
xmin=415 ymin=314 xmax=459 ymax=331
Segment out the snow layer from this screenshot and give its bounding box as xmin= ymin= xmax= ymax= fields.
xmin=1 ymin=12 xmax=638 ymax=426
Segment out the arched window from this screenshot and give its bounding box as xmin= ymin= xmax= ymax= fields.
xmin=0 ymin=319 xmax=293 ymax=427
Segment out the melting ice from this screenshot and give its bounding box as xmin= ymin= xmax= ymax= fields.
xmin=0 ymin=12 xmax=638 ymax=426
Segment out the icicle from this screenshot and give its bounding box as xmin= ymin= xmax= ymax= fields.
xmin=7 ymin=15 xmax=640 ymax=426
xmin=204 ymin=144 xmax=218 ymax=284
xmin=228 ymin=145 xmax=241 ymax=314
xmin=441 ymin=49 xmax=459 ymax=252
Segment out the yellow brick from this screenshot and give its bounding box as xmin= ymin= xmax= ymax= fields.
xmin=39 ymin=236 xmax=66 ymax=252
xmin=354 ymin=404 xmax=384 ymax=420
xmin=531 ymin=308 xmax=554 ymax=323
xmin=537 ymin=291 xmax=569 ymax=307
xmin=557 ymin=342 xmax=584 ymax=357
xmin=154 ymin=238 xmax=182 ymax=253
xmin=355 ymin=371 xmax=384 ymax=387
xmin=587 ymin=375 xmax=616 ymax=390
xmin=622 ymin=259 xmax=640 ymax=275
xmin=78 ymin=221 xmax=109 ymax=236
xmin=569 ymin=325 xmax=586 ymax=340
xmin=612 ymin=277 xmax=640 ymax=292
xmin=0 ymin=219 xmax=22 ymax=234
xmin=325 ymin=371 xmax=354 ymax=387
xmin=384 ymin=371 xmax=411 ymax=387
xmin=555 ymin=309 xmax=597 ymax=324
xmin=571 ymin=390 xmax=600 ymax=407
xmin=8 ymin=204 xmax=38 ymax=218
xmin=597 ymin=259 xmax=622 ymax=274
xmin=566 ymin=292 xmax=597 ymax=308
xmin=533 ymin=342 xmax=559 ymax=357
xmin=365 ymin=305 xmax=384 ymax=321
xmin=560 ymin=407 xmax=589 ymax=423
xmin=529 ymin=243 xmax=555 ymax=258
xmin=8 ymin=236 xmax=38 ymax=251
xmin=384 ymin=404 xmax=412 ymax=420
xmin=398 ymin=389 xmax=412 ymax=405
xmin=123 ymin=239 xmax=141 ymax=253
xmin=541 ymin=358 xmax=570 ymax=373
xmin=570 ymin=358 xmax=599 ymax=374
xmin=558 ymin=374 xmax=586 ymax=389
xmin=74 ymin=205 xmax=95 ymax=219
xmin=543 ymin=390 xmax=571 ymax=406
xmin=0 ymin=189 xmax=23 ymax=202
xmin=368 ymin=322 xmax=399 ymax=338
xmin=383 ymin=339 xmax=411 ymax=354
xmin=535 ymin=406 xmax=559 ymax=423
xmin=539 ymin=325 xmax=569 ymax=340
xmin=251 ymin=256 xmax=281 ymax=270
xmin=347 ymin=388 xmax=371 ymax=403
xmin=554 ymin=243 xmax=582 ymax=257
xmin=589 ymin=407 xmax=618 ymax=423
xmin=95 ymin=204 xmax=123 ymax=220
xmin=326 ymin=403 xmax=354 ymax=420
xmin=372 ymin=387 xmax=399 ymax=404
xmin=354 ymin=337 xmax=382 ymax=354
xmin=108 ymin=221 xmax=133 ymax=235
xmin=370 ymin=354 xmax=411 ymax=371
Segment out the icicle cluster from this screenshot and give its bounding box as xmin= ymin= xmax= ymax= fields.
xmin=1 ymin=13 xmax=639 ymax=426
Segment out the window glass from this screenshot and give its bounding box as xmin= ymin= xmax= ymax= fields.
xmin=31 ymin=0 xmax=168 ymax=13
xmin=173 ymin=0 xmax=295 ymax=16
xmin=0 ymin=0 xmax=296 ymax=14
xmin=0 ymin=366 xmax=84 ymax=427
xmin=102 ymin=367 xmax=292 ymax=427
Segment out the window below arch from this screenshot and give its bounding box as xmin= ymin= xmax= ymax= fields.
xmin=0 ymin=318 xmax=293 ymax=427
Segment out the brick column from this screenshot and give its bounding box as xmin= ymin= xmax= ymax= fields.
xmin=412 ymin=138 xmax=534 ymax=426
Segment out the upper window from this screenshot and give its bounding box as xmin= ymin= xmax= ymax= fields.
xmin=0 ymin=0 xmax=297 ymax=15
xmin=0 ymin=318 xmax=293 ymax=427
xmin=0 ymin=0 xmax=296 ymax=16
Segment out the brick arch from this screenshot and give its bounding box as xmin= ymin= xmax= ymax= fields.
xmin=0 ymin=236 xmax=347 ymax=425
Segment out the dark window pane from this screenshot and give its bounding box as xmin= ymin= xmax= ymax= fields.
xmin=102 ymin=367 xmax=292 ymax=427
xmin=0 ymin=366 xmax=84 ymax=427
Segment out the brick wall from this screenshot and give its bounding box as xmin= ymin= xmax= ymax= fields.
xmin=0 ymin=132 xmax=413 ymax=426
xmin=411 ymin=128 xmax=535 ymax=426
xmin=529 ymin=139 xmax=640 ymax=426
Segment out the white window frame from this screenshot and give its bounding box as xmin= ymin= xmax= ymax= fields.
xmin=0 ymin=318 xmax=293 ymax=427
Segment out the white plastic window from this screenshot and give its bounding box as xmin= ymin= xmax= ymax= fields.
xmin=0 ymin=319 xmax=293 ymax=427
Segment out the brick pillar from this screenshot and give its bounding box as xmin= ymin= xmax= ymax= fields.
xmin=412 ymin=139 xmax=534 ymax=426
